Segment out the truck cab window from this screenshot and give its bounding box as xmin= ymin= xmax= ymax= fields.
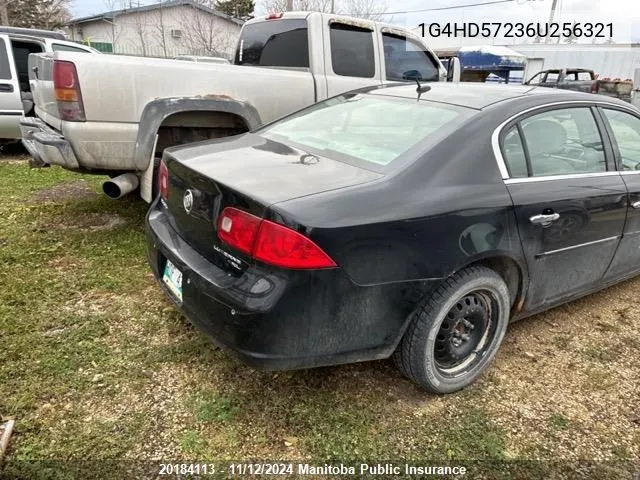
xmin=382 ymin=34 xmax=439 ymax=82
xmin=330 ymin=23 xmax=375 ymax=78
xmin=0 ymin=38 xmax=11 ymax=80
xmin=234 ymin=19 xmax=309 ymax=68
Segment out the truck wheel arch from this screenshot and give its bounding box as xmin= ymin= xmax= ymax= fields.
xmin=134 ymin=96 xmax=262 ymax=172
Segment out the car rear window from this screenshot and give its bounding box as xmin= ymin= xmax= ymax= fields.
xmin=234 ymin=19 xmax=309 ymax=68
xmin=261 ymin=93 xmax=469 ymax=169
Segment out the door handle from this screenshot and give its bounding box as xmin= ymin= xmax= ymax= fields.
xmin=0 ymin=83 xmax=13 ymax=93
xmin=631 ymin=201 xmax=640 ymax=209
xmin=32 ymin=66 xmax=39 ymax=79
xmin=530 ymin=213 xmax=560 ymax=226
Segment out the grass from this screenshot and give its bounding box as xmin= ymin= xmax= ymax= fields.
xmin=0 ymin=159 xmax=638 ymax=480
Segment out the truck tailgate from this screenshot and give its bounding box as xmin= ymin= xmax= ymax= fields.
xmin=29 ymin=53 xmax=61 ymax=131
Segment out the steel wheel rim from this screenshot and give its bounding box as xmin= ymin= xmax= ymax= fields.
xmin=433 ymin=289 xmax=500 ymax=377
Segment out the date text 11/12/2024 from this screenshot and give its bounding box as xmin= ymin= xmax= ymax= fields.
xmin=418 ymin=22 xmax=613 ymax=40
xmin=158 ymin=463 xmax=469 ymax=476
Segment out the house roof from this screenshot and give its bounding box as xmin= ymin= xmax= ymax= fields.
xmin=66 ymin=0 xmax=244 ymax=26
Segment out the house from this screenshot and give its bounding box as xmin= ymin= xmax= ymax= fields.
xmin=65 ymin=0 xmax=244 ymax=59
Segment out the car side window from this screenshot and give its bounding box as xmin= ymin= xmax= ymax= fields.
xmin=382 ymin=33 xmax=439 ymax=82
xmin=519 ymin=108 xmax=606 ymax=177
xmin=0 ymin=38 xmax=11 ymax=80
xmin=527 ymin=72 xmax=543 ymax=85
xmin=602 ymin=109 xmax=640 ymax=171
xmin=501 ymin=107 xmax=607 ymax=178
xmin=544 ymin=72 xmax=559 ymax=83
xmin=501 ymin=126 xmax=528 ymax=178
xmin=330 ymin=23 xmax=375 ymax=78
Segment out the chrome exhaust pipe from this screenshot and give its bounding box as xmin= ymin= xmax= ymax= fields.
xmin=103 ymin=173 xmax=139 ymax=199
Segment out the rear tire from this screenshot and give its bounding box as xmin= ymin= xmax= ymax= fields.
xmin=394 ymin=266 xmax=510 ymax=394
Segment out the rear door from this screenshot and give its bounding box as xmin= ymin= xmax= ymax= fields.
xmin=0 ymin=35 xmax=23 ymax=139
xmin=598 ymin=106 xmax=640 ymax=279
xmin=498 ymin=104 xmax=627 ymax=309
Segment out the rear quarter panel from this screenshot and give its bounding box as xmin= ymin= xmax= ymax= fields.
xmin=271 ymin=113 xmax=528 ymax=287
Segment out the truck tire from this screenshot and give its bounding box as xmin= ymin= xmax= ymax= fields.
xmin=394 ymin=266 xmax=510 ymax=394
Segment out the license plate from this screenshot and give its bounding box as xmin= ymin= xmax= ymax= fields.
xmin=162 ymin=259 xmax=183 ymax=303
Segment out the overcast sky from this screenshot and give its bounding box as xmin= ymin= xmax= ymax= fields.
xmin=69 ymin=0 xmax=639 ymax=44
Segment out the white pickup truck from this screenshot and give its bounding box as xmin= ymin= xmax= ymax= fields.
xmin=20 ymin=12 xmax=453 ymax=202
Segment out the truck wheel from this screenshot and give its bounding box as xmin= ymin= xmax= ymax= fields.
xmin=394 ymin=266 xmax=510 ymax=394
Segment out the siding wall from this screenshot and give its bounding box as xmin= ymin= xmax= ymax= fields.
xmin=67 ymin=5 xmax=241 ymax=59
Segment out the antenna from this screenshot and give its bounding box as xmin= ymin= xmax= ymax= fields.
xmin=416 ymin=78 xmax=431 ymax=102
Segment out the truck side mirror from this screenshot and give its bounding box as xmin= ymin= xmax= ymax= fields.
xmin=447 ymin=57 xmax=461 ymax=82
xmin=402 ymin=70 xmax=422 ymax=81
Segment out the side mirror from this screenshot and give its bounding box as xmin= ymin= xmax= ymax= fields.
xmin=402 ymin=70 xmax=422 ymax=81
xmin=447 ymin=57 xmax=461 ymax=82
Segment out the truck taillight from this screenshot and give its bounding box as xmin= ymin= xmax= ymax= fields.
xmin=53 ymin=60 xmax=85 ymax=122
xmin=158 ymin=160 xmax=169 ymax=200
xmin=217 ymin=207 xmax=337 ymax=270
xmin=591 ymin=82 xmax=599 ymax=94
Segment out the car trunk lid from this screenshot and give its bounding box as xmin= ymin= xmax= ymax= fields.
xmin=162 ymin=134 xmax=382 ymax=272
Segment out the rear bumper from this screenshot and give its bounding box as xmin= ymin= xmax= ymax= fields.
xmin=19 ymin=117 xmax=80 ymax=169
xmin=145 ymin=202 xmax=418 ymax=370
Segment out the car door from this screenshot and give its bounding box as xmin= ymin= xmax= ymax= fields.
xmin=0 ymin=35 xmax=23 ymax=139
xmin=498 ymin=104 xmax=627 ymax=310
xmin=598 ymin=106 xmax=640 ymax=280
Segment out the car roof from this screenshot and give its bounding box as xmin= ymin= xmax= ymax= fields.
xmin=365 ymin=82 xmax=627 ymax=110
xmin=0 ymin=26 xmax=65 ymax=40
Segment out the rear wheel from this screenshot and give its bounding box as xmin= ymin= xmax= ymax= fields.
xmin=394 ymin=266 xmax=510 ymax=394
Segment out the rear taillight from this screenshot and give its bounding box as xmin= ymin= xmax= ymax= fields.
xmin=591 ymin=82 xmax=599 ymax=94
xmin=217 ymin=207 xmax=337 ymax=270
xmin=158 ymin=160 xmax=169 ymax=200
xmin=266 ymin=12 xmax=284 ymax=19
xmin=53 ymin=60 xmax=85 ymax=121
xmin=218 ymin=207 xmax=261 ymax=255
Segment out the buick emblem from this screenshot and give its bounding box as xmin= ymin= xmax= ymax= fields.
xmin=183 ymin=189 xmax=194 ymax=214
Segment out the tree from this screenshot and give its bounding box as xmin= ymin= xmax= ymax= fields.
xmin=215 ymin=0 xmax=254 ymax=18
xmin=261 ymin=0 xmax=388 ymax=21
xmin=6 ymin=0 xmax=71 ymax=29
xmin=179 ymin=3 xmax=237 ymax=58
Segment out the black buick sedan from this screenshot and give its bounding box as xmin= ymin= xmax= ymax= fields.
xmin=146 ymin=83 xmax=640 ymax=393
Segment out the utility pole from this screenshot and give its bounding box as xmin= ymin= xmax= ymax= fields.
xmin=545 ymin=0 xmax=559 ymax=44
xmin=330 ymin=0 xmax=334 ymax=13
xmin=285 ymin=0 xmax=293 ymax=11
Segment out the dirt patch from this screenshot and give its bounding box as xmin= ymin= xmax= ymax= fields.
xmin=33 ymin=180 xmax=97 ymax=203
xmin=39 ymin=212 xmax=129 ymax=232
xmin=0 ymin=152 xmax=29 ymax=165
